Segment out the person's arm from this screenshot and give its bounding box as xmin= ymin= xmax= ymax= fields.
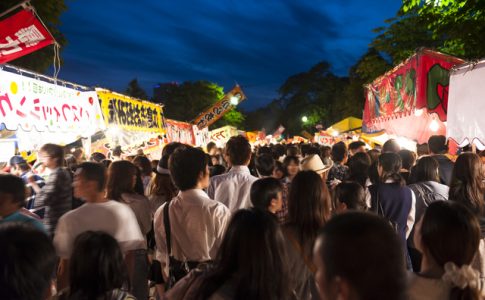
xmin=406 ymin=190 xmax=416 ymax=239
xmin=32 ymin=171 xmax=58 ymax=208
xmin=57 ymin=259 xmax=70 ymax=291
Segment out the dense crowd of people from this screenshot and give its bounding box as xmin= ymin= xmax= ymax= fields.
xmin=1 ymin=134 xmax=485 ymax=300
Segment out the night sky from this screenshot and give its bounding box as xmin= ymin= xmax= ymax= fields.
xmin=58 ymin=0 xmax=401 ymax=110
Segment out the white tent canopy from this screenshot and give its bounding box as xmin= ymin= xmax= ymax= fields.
xmin=447 ymin=59 xmax=485 ymax=149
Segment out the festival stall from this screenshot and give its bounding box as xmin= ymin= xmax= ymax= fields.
xmin=164 ymin=119 xmax=196 ymax=146
xmin=0 ymin=65 xmax=105 ymax=161
xmin=447 ymin=59 xmax=485 ymax=150
xmin=95 ymin=88 xmax=165 ymax=158
xmin=209 ymin=125 xmax=238 ymax=147
xmin=363 ymin=49 xmax=465 ymax=144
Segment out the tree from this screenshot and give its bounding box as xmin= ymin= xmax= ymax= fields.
xmin=125 ymin=78 xmax=148 ymax=100
xmin=1 ymin=0 xmax=67 ymax=72
xmin=213 ymin=109 xmax=246 ymax=129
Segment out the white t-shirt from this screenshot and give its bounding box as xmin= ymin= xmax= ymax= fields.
xmin=54 ymin=200 xmax=145 ymax=259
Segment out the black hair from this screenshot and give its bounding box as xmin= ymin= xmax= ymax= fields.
xmin=272 ymin=144 xmax=286 ymax=159
xmin=76 ymin=162 xmax=107 ymax=192
xmin=288 ymin=170 xmax=331 ymax=244
xmin=334 ymin=181 xmax=367 ymax=211
xmin=250 ymin=177 xmax=283 ymax=211
xmin=347 ymin=152 xmax=371 ymax=188
xmin=416 ymin=143 xmax=430 ymax=157
xmin=210 ymin=165 xmax=226 ymax=177
xmin=207 ymin=142 xmax=217 ymax=152
xmin=273 ymin=161 xmax=287 ymax=179
xmin=411 ymin=156 xmax=440 ymax=183
xmin=255 ymin=154 xmax=275 ymax=177
xmin=283 ymin=155 xmax=299 ymax=170
xmin=331 ymin=142 xmax=347 ymax=163
xmin=317 ymin=212 xmax=406 ymax=300
xmin=159 ymin=142 xmax=185 ymax=169
xmin=378 ymin=152 xmax=405 ymax=186
xmin=349 ymin=141 xmax=366 ymax=152
xmin=112 ymin=146 xmax=122 ymax=157
xmin=257 ymin=146 xmax=272 ymax=156
xmin=194 ymin=209 xmax=291 ymax=300
xmin=382 ymin=139 xmax=401 ymax=153
xmin=69 ymin=231 xmax=130 ymax=300
xmin=286 ymin=145 xmax=301 ymax=157
xmin=0 ymin=174 xmax=26 ymax=206
xmin=133 ymin=155 xmax=153 ymax=176
xmin=106 ymin=161 xmax=137 ymax=201
xmin=89 ymin=152 xmax=106 ymax=163
xmin=0 ymin=223 xmax=56 ymax=300
xmin=428 ymin=135 xmax=448 ymax=154
xmin=398 ymin=149 xmax=416 ymax=170
xmin=420 ymin=201 xmax=481 ymax=300
xmin=169 ymin=146 xmax=208 ymax=191
xmin=40 ymin=143 xmax=64 ymax=166
xmin=225 ymin=136 xmax=252 ymax=166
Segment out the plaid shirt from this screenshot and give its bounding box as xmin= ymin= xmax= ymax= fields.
xmin=327 ymin=164 xmax=349 ymax=182
xmin=33 ymin=167 xmax=72 ymax=237
xmin=20 ymin=172 xmax=45 ymax=209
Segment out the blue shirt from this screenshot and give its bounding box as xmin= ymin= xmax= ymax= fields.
xmin=0 ymin=211 xmax=47 ymax=233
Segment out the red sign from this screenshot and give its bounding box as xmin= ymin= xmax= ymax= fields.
xmin=0 ymin=9 xmax=55 ymax=64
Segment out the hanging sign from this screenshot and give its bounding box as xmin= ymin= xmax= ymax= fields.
xmin=165 ymin=119 xmax=195 ymax=145
xmin=0 ymin=8 xmax=55 ymax=64
xmin=97 ymin=89 xmax=164 ymax=133
xmin=193 ymin=85 xmax=246 ymax=130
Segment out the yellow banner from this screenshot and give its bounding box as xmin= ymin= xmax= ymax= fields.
xmin=97 ymin=89 xmax=164 ymax=133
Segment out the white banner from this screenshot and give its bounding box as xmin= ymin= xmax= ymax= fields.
xmin=0 ymin=69 xmax=105 ymax=135
xmin=447 ymin=60 xmax=485 ymax=145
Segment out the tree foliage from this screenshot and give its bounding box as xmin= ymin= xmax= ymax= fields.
xmin=125 ymin=78 xmax=148 ymax=100
xmin=0 ymin=0 xmax=67 ymax=72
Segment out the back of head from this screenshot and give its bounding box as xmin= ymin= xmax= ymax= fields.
xmin=289 ymin=170 xmax=329 ymax=243
xmin=286 ymin=145 xmax=301 ymax=157
xmin=160 ymin=142 xmax=185 ymax=170
xmin=0 ymin=223 xmax=56 ymax=300
xmin=349 ymin=141 xmax=366 ymax=153
xmin=69 ymin=231 xmax=128 ymax=299
xmin=250 ymin=177 xmax=283 ymax=210
xmin=106 ymin=160 xmax=137 ymax=200
xmin=367 ymin=149 xmax=380 ymax=164
xmin=417 ymin=143 xmax=430 ymax=157
xmin=378 ymin=152 xmax=404 ymax=185
xmin=419 ymin=201 xmax=481 ymax=300
xmin=272 ymin=144 xmax=286 ymax=159
xmin=331 ymin=142 xmax=348 ymax=163
xmin=255 ymin=154 xmax=275 ymax=177
xmin=89 ymin=152 xmax=106 ymax=163
xmin=40 ymin=143 xmax=64 ymax=166
xmin=0 ymin=174 xmax=26 ymax=207
xmin=347 ymin=152 xmax=371 ymax=187
xmin=169 ymin=146 xmax=208 ymax=191
xmin=449 ymin=153 xmax=485 ymax=215
xmin=197 ymin=209 xmax=289 ymax=300
xmin=76 ymin=162 xmax=107 ymax=192
xmin=133 ymin=155 xmax=152 ymax=176
xmin=382 ymin=139 xmax=401 ymax=153
xmin=398 ymin=149 xmax=416 ymax=171
xmin=225 ymin=136 xmax=251 ymax=166
xmin=412 ymin=156 xmax=439 ymax=183
xmin=316 ymin=212 xmax=406 ymax=300
xmin=428 ymin=135 xmax=448 ymax=154
xmin=334 ymin=181 xmax=366 ymax=211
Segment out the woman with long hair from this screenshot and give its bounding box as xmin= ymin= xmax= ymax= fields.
xmin=409 ymin=201 xmax=481 ymax=300
xmin=55 ymin=231 xmax=135 ymax=300
xmin=449 ymin=152 xmax=485 ymax=288
xmin=283 ymin=170 xmax=331 ymax=299
xmin=133 ymin=155 xmax=153 ymax=192
xmin=369 ymin=152 xmax=415 ymax=270
xmin=107 ymin=160 xmax=151 ymax=300
xmin=282 ymin=155 xmax=300 ymax=184
xmin=167 ymin=209 xmax=292 ymax=300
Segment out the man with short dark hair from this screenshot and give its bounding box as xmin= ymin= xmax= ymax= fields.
xmin=154 ymin=146 xmax=231 ymax=282
xmin=208 ymin=136 xmax=257 ymax=211
xmin=250 ymin=177 xmax=283 ymax=214
xmin=0 ymin=174 xmax=45 ymax=232
xmin=0 ymin=223 xmax=57 ymax=300
xmin=428 ymin=135 xmax=454 ymax=185
xmin=313 ymin=212 xmax=407 ymax=300
xmin=327 ymin=142 xmax=349 ymax=184
xmin=348 ymin=141 xmax=366 ymax=157
xmin=31 ymin=143 xmax=72 ymax=237
xmin=54 ymin=162 xmax=144 ymax=290
xmin=255 ymin=153 xmax=275 ymax=178
xmin=9 ymin=155 xmax=45 ymax=209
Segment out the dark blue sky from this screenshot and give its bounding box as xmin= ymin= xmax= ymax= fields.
xmin=58 ymin=0 xmax=401 ymax=110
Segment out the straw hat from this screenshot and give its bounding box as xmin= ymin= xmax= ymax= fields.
xmin=300 ymin=154 xmax=333 ymax=174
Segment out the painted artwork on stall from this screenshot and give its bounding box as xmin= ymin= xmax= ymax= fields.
xmin=165 ymin=119 xmax=196 ymax=145
xmin=363 ymin=49 xmax=464 ymax=130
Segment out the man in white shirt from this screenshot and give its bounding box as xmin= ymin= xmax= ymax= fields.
xmin=54 ymin=162 xmax=145 ymax=290
xmin=208 ymin=136 xmax=257 ymax=211
xmin=154 ymin=146 xmax=231 ymax=282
